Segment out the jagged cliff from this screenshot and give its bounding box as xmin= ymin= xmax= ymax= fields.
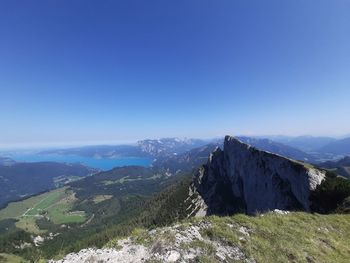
xmin=188 ymin=136 xmax=325 ymax=215
xmin=47 ymin=136 xmax=350 ymax=263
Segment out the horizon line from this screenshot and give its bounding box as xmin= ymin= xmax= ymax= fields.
xmin=1 ymin=133 xmax=349 ymax=151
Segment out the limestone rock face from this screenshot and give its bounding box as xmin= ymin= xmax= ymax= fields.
xmin=49 ymin=221 xmax=255 ymax=263
xmin=190 ymin=136 xmax=325 ymax=215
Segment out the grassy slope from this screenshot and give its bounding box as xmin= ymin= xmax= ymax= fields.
xmin=0 ymin=194 xmax=46 ymax=220
xmin=102 ymin=212 xmax=349 ymax=263
xmin=92 ymin=195 xmax=113 ymax=204
xmin=0 ymin=168 xmax=189 ymax=261
xmin=0 ymin=253 xmax=29 ymax=263
xmin=1 ymin=174 xmax=349 ymax=262
xmin=0 ymin=187 xmax=85 ymax=234
xmin=200 ymin=212 xmax=350 ymax=263
xmin=102 ymin=173 xmax=163 ymax=185
xmin=14 ymin=217 xmax=44 ymax=234
xmin=25 ymin=190 xmax=63 ymax=216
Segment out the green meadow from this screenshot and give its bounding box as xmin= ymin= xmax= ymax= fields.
xmin=0 ymin=187 xmax=86 ymax=234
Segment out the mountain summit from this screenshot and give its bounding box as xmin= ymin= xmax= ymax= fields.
xmin=47 ymin=136 xmax=349 ymax=263
xmin=188 ymin=136 xmax=326 ymax=215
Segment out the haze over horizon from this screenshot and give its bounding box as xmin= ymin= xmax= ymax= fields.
xmin=1 ymin=1 xmax=349 ymax=147
xmin=1 ymin=133 xmax=349 ymax=150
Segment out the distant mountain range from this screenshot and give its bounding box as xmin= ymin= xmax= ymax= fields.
xmin=50 ymin=136 xmax=350 ymax=263
xmin=40 ymin=145 xmax=148 ymax=158
xmin=1 ymin=136 xmax=322 ymax=210
xmin=0 ymin=157 xmax=16 ymax=166
xmin=37 ymin=136 xmax=321 ymax=162
xmin=318 ymin=156 xmax=350 ymax=179
xmin=237 ymin=136 xmax=316 ymax=162
xmin=137 ymin=138 xmax=213 ymax=157
xmin=267 ymin=135 xmax=336 ymax=152
xmin=152 ymin=136 xmax=318 ymax=175
xmin=152 ymin=143 xmax=221 ymax=173
xmin=2 ymin=135 xmax=350 ymax=209
xmin=1 ymin=135 xmax=349 ymax=262
xmin=37 ymin=136 xmax=350 ymax=163
xmin=318 ymin=137 xmax=350 ymax=156
xmin=39 ymin=138 xmax=214 ymax=159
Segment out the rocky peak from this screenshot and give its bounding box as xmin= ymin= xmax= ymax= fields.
xmin=137 ymin=138 xmax=209 ymax=157
xmin=188 ymin=135 xmax=325 ymax=215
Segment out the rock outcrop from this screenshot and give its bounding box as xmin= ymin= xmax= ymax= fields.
xmin=49 ymin=220 xmax=255 ymax=263
xmin=188 ymin=136 xmax=325 ymax=215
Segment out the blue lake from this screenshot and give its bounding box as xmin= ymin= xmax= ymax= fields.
xmin=7 ymin=153 xmax=152 ymax=171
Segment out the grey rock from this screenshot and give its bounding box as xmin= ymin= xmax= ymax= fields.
xmin=190 ymin=136 xmax=325 ymax=215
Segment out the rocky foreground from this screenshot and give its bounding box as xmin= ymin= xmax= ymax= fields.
xmin=50 ymin=219 xmax=256 ymax=263
xmin=50 ymin=211 xmax=350 ymax=263
xmin=48 ymin=136 xmax=350 ymax=263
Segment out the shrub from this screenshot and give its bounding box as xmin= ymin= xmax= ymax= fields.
xmin=310 ymin=171 xmax=350 ymax=213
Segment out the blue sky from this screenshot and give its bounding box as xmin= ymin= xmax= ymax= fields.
xmin=0 ymin=0 xmax=349 ymax=147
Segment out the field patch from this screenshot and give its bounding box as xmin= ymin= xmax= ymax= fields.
xmin=15 ymin=216 xmax=44 ymax=234
xmin=92 ymin=195 xmax=113 ymax=204
xmin=25 ymin=190 xmax=63 ymax=216
xmin=0 ymin=192 xmax=49 ymax=220
xmin=0 ymin=187 xmax=86 ymax=234
xmin=102 ymin=174 xmax=163 ymax=186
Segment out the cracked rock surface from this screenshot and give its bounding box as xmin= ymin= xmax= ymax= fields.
xmin=50 ymin=220 xmax=255 ymax=263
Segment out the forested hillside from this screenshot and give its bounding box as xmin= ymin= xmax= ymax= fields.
xmin=0 ymin=162 xmax=97 ymax=207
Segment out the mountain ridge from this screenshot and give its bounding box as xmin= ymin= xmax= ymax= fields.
xmin=0 ymin=162 xmax=98 ymax=207
xmin=1 ymin=135 xmax=350 ymax=262
xmin=319 ymin=137 xmax=350 ymax=155
xmin=188 ymin=136 xmax=325 ymax=215
xmin=237 ymin=136 xmax=316 ymax=162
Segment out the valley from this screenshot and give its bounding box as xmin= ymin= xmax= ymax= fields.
xmin=0 ymin=187 xmax=85 ymax=234
xmin=0 ymin=162 xmax=98 ymax=207
xmin=1 ymin=2 xmax=349 ymax=262
xmin=0 ymin=136 xmax=349 ymax=262
xmin=319 ymin=156 xmax=350 ymax=179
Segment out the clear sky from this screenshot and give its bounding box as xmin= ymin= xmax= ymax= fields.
xmin=0 ymin=0 xmax=349 ymax=147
